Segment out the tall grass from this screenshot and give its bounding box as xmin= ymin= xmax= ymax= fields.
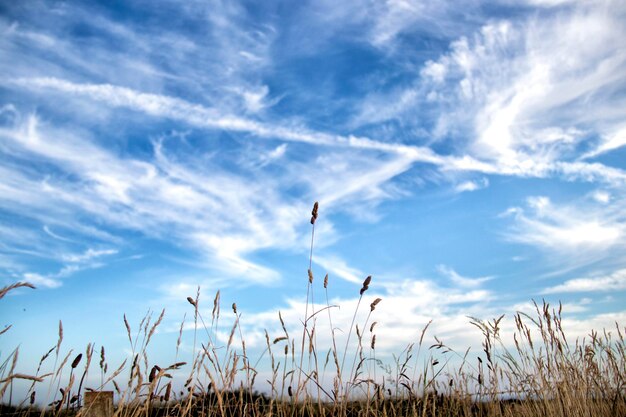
xmin=1 ymin=202 xmax=625 ymax=417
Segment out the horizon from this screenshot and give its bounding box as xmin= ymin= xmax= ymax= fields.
xmin=1 ymin=0 xmax=626 ymax=404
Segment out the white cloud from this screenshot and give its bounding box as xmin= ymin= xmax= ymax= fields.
xmin=0 ymin=0 xmax=276 ymax=120
xmin=466 ymin=12 xmax=626 ymax=168
xmin=583 ymin=125 xmax=626 ymax=159
xmin=421 ymin=60 xmax=448 ymax=84
xmin=227 ymin=85 xmax=279 ymax=114
xmin=504 ymin=195 xmax=625 ymax=252
xmin=16 ymin=247 xmax=118 ymax=289
xmin=437 ymin=265 xmax=492 ymax=288
xmin=454 ymin=177 xmax=488 ymax=193
xmin=256 ymin=143 xmax=288 ymax=168
xmin=7 ymin=77 xmax=442 ymax=163
xmin=62 ymin=248 xmax=118 ymax=263
xmin=314 ymin=255 xmax=364 ymax=284
xmin=267 ymin=143 xmax=287 ymax=160
xmin=231 ymin=275 xmax=493 ymax=357
xmin=354 ymin=2 xmax=626 ymax=185
xmin=23 ymin=272 xmax=62 ymax=289
xmin=591 ymin=190 xmax=611 ymax=204
xmin=0 ymin=105 xmax=434 ymax=287
xmin=3 ymin=75 xmax=625 ymax=290
xmin=366 ymin=0 xmax=483 ymax=49
xmin=558 ymin=310 xmax=626 ymax=341
xmin=191 ymin=233 xmax=280 ymax=284
xmin=0 ymin=112 xmax=295 ymax=284
xmin=543 ymin=268 xmax=626 ymax=294
xmin=369 ymin=0 xmax=425 ymax=47
xmin=8 ymin=76 xmax=626 ymax=192
xmin=42 ymin=225 xmax=74 ymax=242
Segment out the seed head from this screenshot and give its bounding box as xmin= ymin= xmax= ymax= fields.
xmin=370 ymin=298 xmax=382 ymax=312
xmin=212 ymin=290 xmax=220 ymax=318
xmin=311 ymin=201 xmax=319 ymax=223
xmin=71 ymin=353 xmax=82 ymax=369
xmin=187 ymin=297 xmax=196 ymax=307
xmin=232 ymin=303 xmax=237 ymax=314
xmin=149 ymin=365 xmax=160 ymax=383
xmin=323 ymin=274 xmax=328 ymax=289
xmin=360 ymin=275 xmax=372 ymax=295
xmin=308 ymin=269 xmax=314 ymax=284
xmin=100 ymin=346 xmax=105 ymax=369
xmin=362 ymin=275 xmax=372 ymax=287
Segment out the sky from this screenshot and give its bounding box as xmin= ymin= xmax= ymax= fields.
xmin=1 ymin=0 xmax=626 ymax=400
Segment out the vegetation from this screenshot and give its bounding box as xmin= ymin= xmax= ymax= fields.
xmin=1 ymin=203 xmax=625 ymax=416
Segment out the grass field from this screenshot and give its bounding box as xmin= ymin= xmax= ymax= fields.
xmin=1 ymin=204 xmax=625 ymax=417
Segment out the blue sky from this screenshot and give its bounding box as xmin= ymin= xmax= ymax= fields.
xmin=1 ymin=0 xmax=626 ymax=397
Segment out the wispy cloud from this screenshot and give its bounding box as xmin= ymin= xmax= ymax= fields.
xmin=10 ymin=76 xmax=626 ymax=190
xmin=6 ymin=77 xmax=444 ymax=165
xmin=0 ymin=103 xmax=431 ymax=287
xmin=0 ymin=110 xmax=297 ymax=284
xmin=4 ymin=69 xmax=626 ymax=290
xmin=22 ymin=272 xmax=62 ymax=289
xmin=19 ymin=247 xmax=117 ymax=289
xmin=354 ymin=1 xmax=626 ymax=183
xmin=582 ymin=125 xmax=626 ymax=160
xmin=454 ymin=177 xmax=489 ymax=193
xmin=504 ymin=196 xmax=625 ymax=250
xmin=437 ymin=265 xmax=492 ymax=288
xmin=501 ymin=193 xmax=626 ymax=275
xmin=61 ymin=248 xmax=118 ymax=263
xmin=314 ymin=255 xmax=364 ymax=284
xmin=543 ymin=268 xmax=626 ymax=294
xmin=224 ymin=275 xmax=493 ymax=354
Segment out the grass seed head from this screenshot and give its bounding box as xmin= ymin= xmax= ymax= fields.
xmin=71 ymin=353 xmax=82 ymax=369
xmin=164 ymin=383 xmax=171 ymax=401
xmin=57 ymin=320 xmax=64 ymax=354
xmin=363 ymin=275 xmax=372 ymax=287
xmin=360 ymin=275 xmax=372 ymax=294
xmin=0 ymin=281 xmax=35 ymax=299
xmin=370 ymin=298 xmax=382 ymax=312
xmin=186 ymin=296 xmax=196 ymax=307
xmin=100 ymin=346 xmax=105 ymax=369
xmin=212 ymin=290 xmax=220 ymax=319
xmin=149 ymin=365 xmax=160 ymax=382
xmin=311 ymin=201 xmax=319 ymax=224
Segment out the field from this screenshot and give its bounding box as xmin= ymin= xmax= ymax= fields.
xmin=1 ymin=204 xmax=625 ymax=417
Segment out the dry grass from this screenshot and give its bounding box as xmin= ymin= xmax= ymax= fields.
xmin=1 ymin=202 xmax=624 ymax=417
